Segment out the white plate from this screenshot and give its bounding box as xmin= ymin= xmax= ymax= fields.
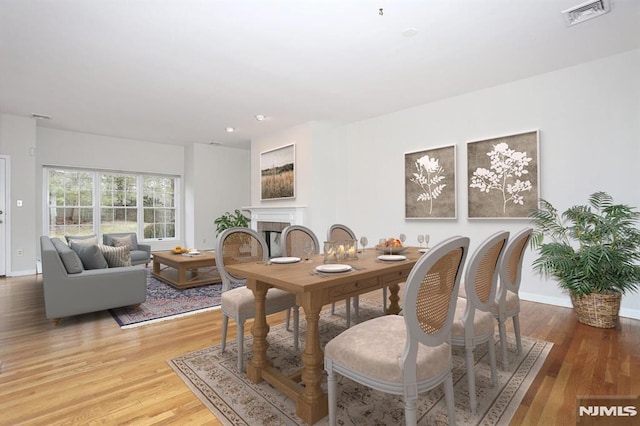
xmin=189 ymin=250 xmax=200 ymax=255
xmin=377 ymin=255 xmax=407 ymax=261
xmin=418 ymin=248 xmax=429 ymax=253
xmin=270 ymin=256 xmax=301 ymax=264
xmin=315 ymin=264 xmax=352 ymax=273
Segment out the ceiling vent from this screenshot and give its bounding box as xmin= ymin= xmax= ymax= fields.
xmin=561 ymin=0 xmax=611 ymax=26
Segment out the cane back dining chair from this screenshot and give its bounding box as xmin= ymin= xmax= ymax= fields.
xmin=327 ymin=224 xmax=360 ymax=327
xmin=216 ymin=227 xmax=299 ymax=371
xmin=451 ymin=231 xmax=508 ymax=413
xmin=281 ymin=225 xmax=320 ymax=261
xmin=491 ymin=227 xmax=532 ymax=370
xmin=324 ymin=236 xmax=470 ymax=426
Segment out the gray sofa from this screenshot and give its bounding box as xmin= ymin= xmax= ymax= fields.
xmin=40 ymin=236 xmax=147 ymax=325
xmin=102 ymin=232 xmax=152 ymax=267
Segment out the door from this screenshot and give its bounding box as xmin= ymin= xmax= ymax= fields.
xmin=0 ymin=156 xmax=6 ymax=276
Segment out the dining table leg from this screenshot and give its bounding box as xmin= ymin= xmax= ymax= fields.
xmin=246 ymin=279 xmax=271 ymax=383
xmin=386 ymin=282 xmax=402 ymax=315
xmin=296 ymin=297 xmax=328 ymax=424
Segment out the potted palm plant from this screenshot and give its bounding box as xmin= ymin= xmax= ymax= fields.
xmin=529 ymin=191 xmax=640 ymax=328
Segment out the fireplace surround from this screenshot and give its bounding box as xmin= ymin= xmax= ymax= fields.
xmin=242 ymin=206 xmax=306 ymax=257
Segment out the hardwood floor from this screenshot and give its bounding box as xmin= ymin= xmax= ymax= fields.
xmin=1 ymin=272 xmax=639 ymax=425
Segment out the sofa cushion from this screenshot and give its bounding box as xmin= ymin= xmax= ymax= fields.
xmin=51 ymin=238 xmax=84 ymax=274
xmin=65 ymin=234 xmax=98 ymax=245
xmin=70 ymin=242 xmax=109 ymax=270
xmin=99 ymin=244 xmax=132 ymax=268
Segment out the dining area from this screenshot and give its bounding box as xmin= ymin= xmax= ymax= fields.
xmin=217 ymin=224 xmax=531 ymax=425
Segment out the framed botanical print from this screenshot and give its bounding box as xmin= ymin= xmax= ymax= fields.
xmin=467 ymin=130 xmax=539 ymax=219
xmin=260 ymin=143 xmax=296 ymax=200
xmin=405 ymin=145 xmax=456 ymax=219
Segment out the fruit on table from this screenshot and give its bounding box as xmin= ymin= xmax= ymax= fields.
xmin=376 ymin=238 xmax=403 ymax=248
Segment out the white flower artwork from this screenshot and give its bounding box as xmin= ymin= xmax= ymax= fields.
xmin=467 ymin=131 xmax=539 ymax=219
xmin=405 ymin=145 xmax=456 ymax=219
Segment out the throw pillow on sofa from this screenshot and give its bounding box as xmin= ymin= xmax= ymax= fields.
xmin=70 ymin=242 xmax=109 ymax=270
xmin=99 ymin=244 xmax=132 ymax=267
xmin=51 ymin=238 xmax=84 ymax=274
xmin=112 ymin=234 xmax=134 ymax=250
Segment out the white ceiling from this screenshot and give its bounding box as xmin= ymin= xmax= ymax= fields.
xmin=1 ymin=0 xmax=639 ymax=149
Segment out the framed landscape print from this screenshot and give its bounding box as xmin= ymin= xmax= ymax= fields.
xmin=260 ymin=143 xmax=295 ymax=200
xmin=467 ymin=130 xmax=539 ymax=219
xmin=405 ymin=144 xmax=456 ymax=219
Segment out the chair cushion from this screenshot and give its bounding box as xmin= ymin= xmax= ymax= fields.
xmin=51 ymin=238 xmax=84 ymax=274
xmin=70 ymin=242 xmax=108 ymax=270
xmin=98 ymin=244 xmax=132 ymax=268
xmin=222 ymin=286 xmax=296 ymax=317
xmin=65 ymin=234 xmax=98 ymax=246
xmin=324 ymin=315 xmax=451 ymax=383
xmin=492 ymin=291 xmax=520 ymax=316
xmin=451 ymin=297 xmax=494 ymax=338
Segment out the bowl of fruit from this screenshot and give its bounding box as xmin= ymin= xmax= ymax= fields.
xmin=171 ymin=246 xmax=190 ymax=254
xmin=375 ymin=238 xmax=407 ymax=254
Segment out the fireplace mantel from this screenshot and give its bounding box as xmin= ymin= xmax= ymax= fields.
xmin=242 ymin=205 xmax=306 ymax=230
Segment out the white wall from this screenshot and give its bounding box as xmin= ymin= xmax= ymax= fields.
xmin=189 ymin=142 xmax=250 ymax=250
xmin=0 ymin=114 xmax=37 ymax=275
xmin=337 ymin=49 xmax=640 ymax=319
xmin=251 ymin=49 xmax=640 ymax=319
xmin=250 ymin=121 xmax=343 ymax=240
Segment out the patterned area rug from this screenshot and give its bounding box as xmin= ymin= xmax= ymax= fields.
xmin=110 ymin=269 xmax=237 ymax=328
xmin=168 ymin=299 xmax=552 ymax=425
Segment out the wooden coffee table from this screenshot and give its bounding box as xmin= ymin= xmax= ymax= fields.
xmin=152 ymin=251 xmax=221 ymax=289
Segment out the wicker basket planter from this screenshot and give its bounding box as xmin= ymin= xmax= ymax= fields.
xmin=570 ymin=292 xmax=621 ymax=328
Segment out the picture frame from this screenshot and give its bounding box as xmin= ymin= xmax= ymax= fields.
xmin=467 ymin=130 xmax=539 ymax=219
xmin=260 ymin=143 xmax=296 ymax=200
xmin=404 ymin=144 xmax=457 ymax=219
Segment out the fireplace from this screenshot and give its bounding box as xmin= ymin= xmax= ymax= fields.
xmin=243 ymin=206 xmax=306 ymax=257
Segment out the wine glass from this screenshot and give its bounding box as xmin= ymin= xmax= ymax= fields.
xmin=424 ymin=234 xmax=430 ymax=249
xmin=417 ymin=234 xmax=424 ymax=247
xmin=303 ymin=240 xmax=315 ymax=262
xmin=399 ymin=233 xmax=406 ymax=244
xmin=359 ymin=236 xmax=368 ymax=255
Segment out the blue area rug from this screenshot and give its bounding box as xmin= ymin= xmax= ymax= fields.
xmin=110 ymin=269 xmax=238 ymax=328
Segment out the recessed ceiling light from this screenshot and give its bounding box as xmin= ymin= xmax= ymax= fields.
xmin=255 ymin=114 xmax=266 ymax=121
xmin=31 ymin=113 xmax=52 ymax=120
xmin=401 ymin=28 xmax=418 ymax=37
xmin=225 ymin=127 xmax=235 ymax=133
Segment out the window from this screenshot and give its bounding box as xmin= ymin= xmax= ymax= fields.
xmin=45 ymin=167 xmax=179 ymax=241
xmin=143 ymin=176 xmax=176 ymax=239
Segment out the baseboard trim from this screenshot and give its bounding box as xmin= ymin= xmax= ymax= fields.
xmin=520 ymin=291 xmax=640 ymax=320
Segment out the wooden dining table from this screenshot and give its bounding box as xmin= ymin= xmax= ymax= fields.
xmin=225 ymin=247 xmax=422 ymax=425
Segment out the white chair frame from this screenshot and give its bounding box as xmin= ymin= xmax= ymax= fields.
xmin=492 ymin=227 xmax=532 ymax=369
xmin=451 ymin=230 xmax=508 ymax=413
xmin=324 ymin=236 xmax=470 ymax=426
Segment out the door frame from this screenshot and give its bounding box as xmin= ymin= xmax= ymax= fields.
xmin=0 ymin=155 xmax=10 ymax=276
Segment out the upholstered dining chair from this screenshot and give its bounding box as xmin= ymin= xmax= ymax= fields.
xmin=281 ymin=225 xmax=320 ymax=260
xmin=327 ymin=224 xmax=360 ymax=327
xmin=451 ymin=231 xmax=509 ymax=413
xmin=216 ymin=227 xmax=299 ymax=371
xmin=492 ymin=227 xmax=533 ymax=370
xmin=324 ymin=236 xmax=469 ymax=426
